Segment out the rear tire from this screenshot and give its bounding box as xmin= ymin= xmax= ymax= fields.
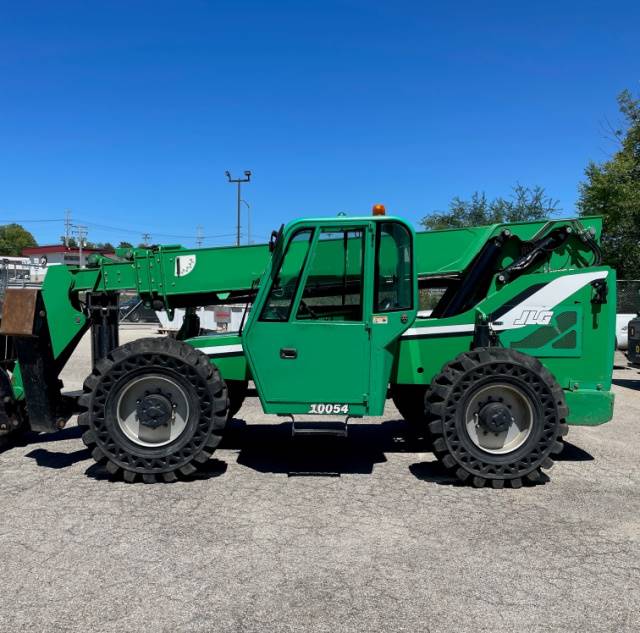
xmin=426 ymin=348 xmax=568 ymax=489
xmin=78 ymin=337 xmax=228 ymax=483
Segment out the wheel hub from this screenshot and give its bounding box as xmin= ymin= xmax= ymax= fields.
xmin=465 ymin=383 xmax=535 ymax=455
xmin=115 ymin=374 xmax=190 ymax=448
xmin=477 ymin=401 xmax=514 ymax=434
xmin=136 ymin=393 xmax=173 ymax=429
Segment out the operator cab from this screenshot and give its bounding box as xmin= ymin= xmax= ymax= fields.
xmin=243 ymin=208 xmax=418 ymax=417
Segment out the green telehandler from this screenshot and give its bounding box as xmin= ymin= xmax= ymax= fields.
xmin=0 ymin=207 xmax=615 ymax=488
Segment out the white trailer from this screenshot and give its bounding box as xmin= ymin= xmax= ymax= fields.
xmin=156 ymin=304 xmax=248 ymax=334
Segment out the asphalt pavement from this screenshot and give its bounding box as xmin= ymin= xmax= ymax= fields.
xmin=0 ymin=329 xmax=638 ymax=633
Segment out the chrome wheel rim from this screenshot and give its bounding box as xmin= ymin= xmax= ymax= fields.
xmin=116 ymin=375 xmax=190 ymax=447
xmin=464 ymin=383 xmax=534 ymax=455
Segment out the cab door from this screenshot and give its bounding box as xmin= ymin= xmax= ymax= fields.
xmin=244 ymin=224 xmax=373 ymax=415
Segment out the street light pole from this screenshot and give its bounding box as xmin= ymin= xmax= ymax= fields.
xmin=241 ymin=199 xmax=251 ymax=244
xmin=225 ymin=170 xmax=251 ymax=246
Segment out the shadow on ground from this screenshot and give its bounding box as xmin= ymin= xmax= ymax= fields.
xmin=224 ymin=418 xmax=420 ymax=476
xmin=555 ymin=440 xmax=594 ymax=461
xmin=408 ymin=461 xmax=463 ymax=486
xmin=0 ymin=425 xmax=83 ymax=453
xmin=409 ymin=439 xmax=592 ymax=486
xmin=84 ymin=458 xmax=228 ymax=483
xmin=12 ymin=417 xmax=595 ymax=482
xmin=612 ymin=377 xmax=640 ymax=391
xmin=26 ymin=447 xmax=91 ymax=469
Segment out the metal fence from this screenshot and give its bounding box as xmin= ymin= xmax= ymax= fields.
xmin=0 ymin=260 xmax=43 ymax=319
xmin=617 ymin=280 xmax=640 ymax=314
xmin=0 ymin=259 xmax=42 ymax=290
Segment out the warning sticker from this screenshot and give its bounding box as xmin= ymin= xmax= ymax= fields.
xmin=175 ymin=255 xmax=196 ymax=277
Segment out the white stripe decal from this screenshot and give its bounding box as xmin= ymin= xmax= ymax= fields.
xmin=493 ymin=270 xmax=607 ymax=331
xmin=402 ymin=270 xmax=608 ymax=339
xmin=197 ymin=344 xmax=243 ymax=355
xmin=403 ymin=324 xmax=475 ymax=337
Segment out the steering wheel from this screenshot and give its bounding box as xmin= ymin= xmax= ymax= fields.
xmin=378 ymin=297 xmax=395 ymax=311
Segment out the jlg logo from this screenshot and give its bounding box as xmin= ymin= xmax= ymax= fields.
xmin=513 ymin=309 xmax=554 ymax=326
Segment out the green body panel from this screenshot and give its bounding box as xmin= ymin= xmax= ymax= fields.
xmin=8 ymin=212 xmax=614 ymax=429
xmin=246 ymin=320 xmax=371 ymax=415
xmin=393 ymin=333 xmax=476 ymax=385
xmin=40 ymin=265 xmax=89 ymax=359
xmin=186 ymin=333 xmax=249 ymax=381
xmin=565 ymin=389 xmax=615 ymax=426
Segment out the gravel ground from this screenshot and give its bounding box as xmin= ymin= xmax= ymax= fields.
xmin=1 ymin=327 xmax=638 ymax=633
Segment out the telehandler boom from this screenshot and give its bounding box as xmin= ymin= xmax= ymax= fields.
xmin=0 ymin=208 xmax=615 ymax=488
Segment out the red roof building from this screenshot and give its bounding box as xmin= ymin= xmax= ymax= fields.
xmin=22 ymin=245 xmax=114 ymax=268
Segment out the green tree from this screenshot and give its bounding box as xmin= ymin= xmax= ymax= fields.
xmin=118 ymin=241 xmax=134 ymax=249
xmin=0 ymin=223 xmax=37 ymax=256
xmin=578 ymin=89 xmax=640 ymax=279
xmin=60 ymin=236 xmax=78 ymax=248
xmin=421 ymin=184 xmax=559 ymax=230
xmin=94 ymin=242 xmax=115 ymax=251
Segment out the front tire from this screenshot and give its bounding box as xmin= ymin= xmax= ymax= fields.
xmin=78 ymin=337 xmax=228 ymax=483
xmin=426 ymin=348 xmax=568 ymax=489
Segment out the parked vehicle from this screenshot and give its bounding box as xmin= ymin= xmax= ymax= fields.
xmin=615 ymin=313 xmax=635 ymax=350
xmin=119 ymin=296 xmax=159 ymax=324
xmin=626 ymin=316 xmax=640 ymax=364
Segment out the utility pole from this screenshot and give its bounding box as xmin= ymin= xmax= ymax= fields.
xmin=72 ymin=224 xmax=88 ymax=268
xmin=64 ymin=209 xmax=72 ymax=247
xmin=225 ymin=170 xmax=251 ymax=246
xmin=196 ymin=226 xmax=204 ymax=248
xmin=142 ymin=232 xmax=152 ymax=247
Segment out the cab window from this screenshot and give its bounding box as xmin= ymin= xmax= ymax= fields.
xmin=375 ymin=222 xmax=413 ymax=312
xmin=260 ymin=229 xmax=313 ymax=321
xmin=296 ymin=228 xmax=364 ymax=321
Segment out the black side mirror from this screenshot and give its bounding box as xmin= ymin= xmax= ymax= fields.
xmin=269 ymin=224 xmax=284 ymax=253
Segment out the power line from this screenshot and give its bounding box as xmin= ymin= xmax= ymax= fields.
xmin=2 ymin=213 xmax=240 ymax=242
xmin=0 ymin=218 xmax=64 ymax=223
xmin=76 ymin=219 xmax=236 ymax=240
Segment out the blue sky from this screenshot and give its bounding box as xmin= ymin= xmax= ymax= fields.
xmin=1 ymin=0 xmax=639 ymax=247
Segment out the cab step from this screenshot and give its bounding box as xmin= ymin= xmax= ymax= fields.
xmin=291 ymin=420 xmax=348 ymax=438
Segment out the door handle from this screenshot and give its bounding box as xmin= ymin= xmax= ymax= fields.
xmin=280 ymin=347 xmax=297 ymax=359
